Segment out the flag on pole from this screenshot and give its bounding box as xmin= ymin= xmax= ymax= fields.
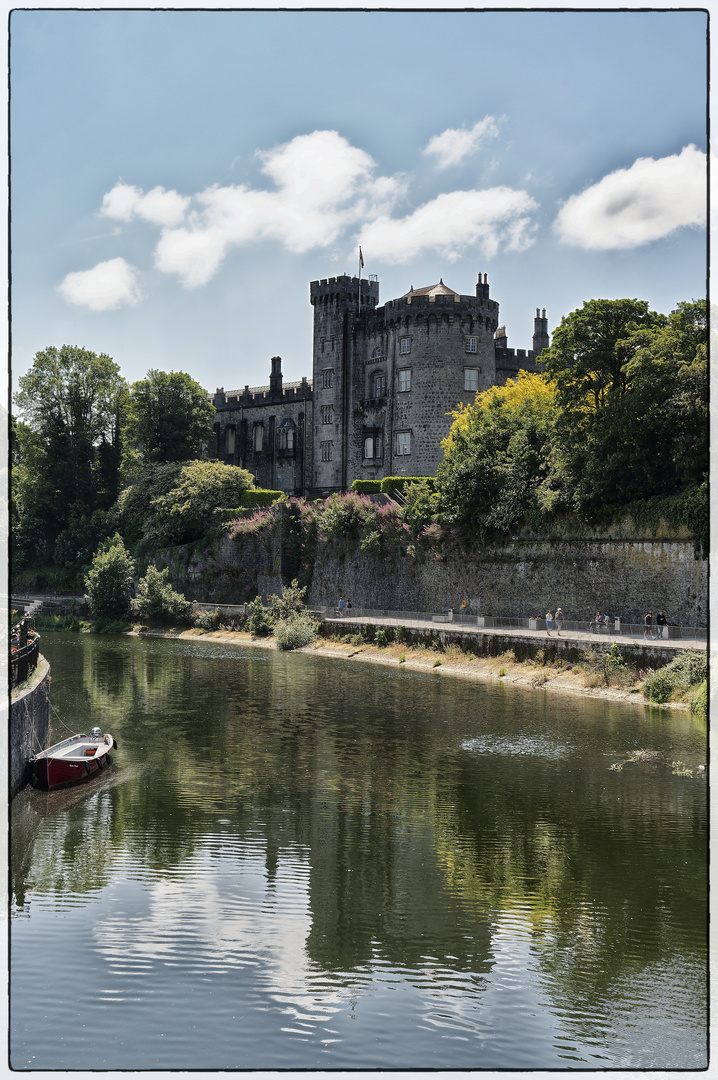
xmin=359 ymin=246 xmax=364 ymax=268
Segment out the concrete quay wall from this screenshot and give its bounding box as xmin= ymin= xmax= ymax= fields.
xmin=10 ymin=657 xmax=50 ymax=798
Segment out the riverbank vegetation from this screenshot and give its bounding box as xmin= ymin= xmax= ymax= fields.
xmin=12 ymin=298 xmax=707 ymax=600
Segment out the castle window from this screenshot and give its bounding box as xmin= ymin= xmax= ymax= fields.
xmin=322 ymin=405 xmax=333 ymax=425
xmin=321 ymin=369 xmax=334 ymax=389
xmin=277 ymin=419 xmax=295 ymax=451
xmin=398 ymin=368 xmax=411 ymax=392
xmin=363 ymin=431 xmax=383 ymax=461
xmin=464 ymin=368 xmax=479 ymax=392
xmin=399 ymin=337 xmax=411 ymax=355
xmin=466 ymin=337 xmax=478 ymax=353
xmin=226 ymin=427 xmax=236 ymax=455
xmin=395 ymin=431 xmax=411 ymax=456
xmin=253 ymin=424 xmax=264 ymax=452
xmin=321 ymin=441 xmax=333 ymax=462
xmin=371 ymin=371 xmax=386 ymax=397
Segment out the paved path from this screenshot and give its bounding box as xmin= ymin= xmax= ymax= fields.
xmin=325 ymin=614 xmax=706 ymax=652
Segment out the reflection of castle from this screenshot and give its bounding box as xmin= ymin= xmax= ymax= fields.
xmin=211 ymin=274 xmax=548 ymax=497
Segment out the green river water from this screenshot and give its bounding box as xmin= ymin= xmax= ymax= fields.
xmin=10 ymin=631 xmax=707 ymax=1070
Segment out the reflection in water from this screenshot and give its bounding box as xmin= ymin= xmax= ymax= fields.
xmin=10 ymin=632 xmax=707 ymax=1070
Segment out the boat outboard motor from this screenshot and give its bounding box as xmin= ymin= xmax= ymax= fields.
xmin=90 ymin=727 xmax=102 ymax=741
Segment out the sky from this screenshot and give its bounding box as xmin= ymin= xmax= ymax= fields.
xmin=9 ymin=7 xmax=708 ymax=402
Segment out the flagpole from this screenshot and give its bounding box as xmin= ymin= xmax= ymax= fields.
xmin=358 ymin=247 xmax=362 ymax=314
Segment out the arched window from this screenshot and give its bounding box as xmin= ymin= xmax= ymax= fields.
xmin=277 ymin=418 xmax=295 ymax=452
xmin=253 ymin=424 xmax=263 ymax=452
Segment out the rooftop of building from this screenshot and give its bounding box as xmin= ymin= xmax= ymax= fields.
xmin=223 ymin=378 xmax=313 ymax=398
xmin=402 ymin=279 xmax=459 ymax=299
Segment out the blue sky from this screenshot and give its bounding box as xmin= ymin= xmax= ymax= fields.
xmin=10 ymin=8 xmax=708 ymax=400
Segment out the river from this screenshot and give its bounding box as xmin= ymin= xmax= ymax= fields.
xmin=10 ymin=631 xmax=707 ymax=1070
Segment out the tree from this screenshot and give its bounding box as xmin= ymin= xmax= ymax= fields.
xmin=117 ymin=460 xmax=255 ymax=552
xmin=126 ymin=369 xmax=215 ymax=463
xmin=84 ymin=534 xmax=135 ymax=622
xmin=436 ymin=372 xmax=564 ymax=535
xmin=13 ymin=346 xmax=127 ymax=574
xmin=540 ymin=298 xmax=665 ymax=413
xmin=541 ymin=299 xmax=707 ymax=512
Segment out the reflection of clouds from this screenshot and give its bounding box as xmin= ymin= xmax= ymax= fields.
xmin=95 ymin=837 xmax=348 ymax=1027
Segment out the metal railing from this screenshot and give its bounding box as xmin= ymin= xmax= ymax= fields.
xmin=325 ymin=608 xmax=707 ymax=646
xmin=10 ymin=634 xmax=40 ymax=690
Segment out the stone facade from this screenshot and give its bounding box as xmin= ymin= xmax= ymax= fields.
xmin=211 ymin=273 xmax=547 ymax=496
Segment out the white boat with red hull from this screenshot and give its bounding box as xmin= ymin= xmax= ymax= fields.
xmin=31 ymin=728 xmax=117 ymax=791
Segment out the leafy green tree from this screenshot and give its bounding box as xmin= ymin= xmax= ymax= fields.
xmin=84 ymin=534 xmax=135 ymax=622
xmin=540 ymin=298 xmax=665 ymax=412
xmin=436 ymin=372 xmax=564 ymax=535
xmin=13 ymin=346 xmax=127 ymax=576
xmin=126 ymin=369 xmax=215 ymax=463
xmin=117 ymin=460 xmax=254 ymax=552
xmin=541 ymin=299 xmax=707 ymax=513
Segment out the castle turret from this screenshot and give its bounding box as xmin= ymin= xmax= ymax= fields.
xmin=532 ymin=309 xmax=549 ymax=357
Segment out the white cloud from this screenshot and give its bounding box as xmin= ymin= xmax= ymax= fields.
xmin=153 ymin=130 xmax=406 ymax=287
xmin=58 ymin=257 xmax=141 ymax=310
xmin=101 ymin=181 xmax=190 ymax=227
xmin=359 ymin=187 xmax=538 ymax=264
xmin=91 ymin=129 xmax=537 ymax=290
xmin=423 ymin=117 xmax=500 ymax=169
xmin=554 ymin=145 xmax=706 ymax=250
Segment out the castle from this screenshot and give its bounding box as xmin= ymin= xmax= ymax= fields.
xmin=210 ymin=273 xmax=549 ymax=497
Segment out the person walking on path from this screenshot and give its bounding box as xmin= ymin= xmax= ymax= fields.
xmin=555 ymin=607 xmax=564 ymax=635
xmin=338 ymin=597 xmax=345 ymax=616
xmin=546 ymin=610 xmax=553 ymax=636
xmin=656 ymin=610 xmax=667 ymax=639
xmin=644 ymin=611 xmax=654 ymax=639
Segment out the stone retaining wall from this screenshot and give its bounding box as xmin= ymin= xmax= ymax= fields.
xmin=149 ymin=515 xmax=706 ymax=627
xmin=308 ymin=535 xmax=706 ymax=627
xmin=10 ymin=657 xmax=50 ymax=798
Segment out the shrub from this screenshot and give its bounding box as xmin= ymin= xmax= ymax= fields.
xmin=643 ymin=650 xmax=707 ymax=703
xmin=380 ymin=476 xmax=435 ymax=500
xmin=351 ymin=479 xmax=381 ymax=494
xmin=92 ymin=618 xmax=133 ymax=635
xmin=688 ymin=680 xmax=707 ymax=716
xmin=134 ymin=565 xmax=193 ymax=621
xmin=241 ymin=489 xmax=284 ymax=509
xmin=375 ymin=628 xmax=388 ymax=647
xmin=194 ymin=607 xmax=220 ymax=631
xmin=34 ymin=613 xmax=85 ymax=632
xmin=247 ymin=596 xmax=273 ymax=637
xmin=274 ymin=614 xmax=318 ymax=651
xmin=643 ymin=668 xmax=675 ymax=704
xmin=269 ymin=579 xmax=307 ymax=621
xmin=84 ymin=535 xmax=135 ymax=621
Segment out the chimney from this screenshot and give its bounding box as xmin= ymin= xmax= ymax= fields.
xmin=269 ymin=356 xmax=283 ymax=399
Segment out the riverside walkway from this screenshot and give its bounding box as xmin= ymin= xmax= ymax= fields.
xmin=323 ymin=610 xmax=706 ymax=652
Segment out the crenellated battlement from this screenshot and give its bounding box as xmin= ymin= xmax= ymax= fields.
xmin=383 ymin=292 xmax=499 ymax=319
xmin=310 ymin=275 xmax=380 ymax=307
xmin=213 ymin=376 xmax=312 ymax=411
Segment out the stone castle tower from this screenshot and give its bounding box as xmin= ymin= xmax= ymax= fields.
xmin=211 ymin=273 xmax=547 ymax=497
